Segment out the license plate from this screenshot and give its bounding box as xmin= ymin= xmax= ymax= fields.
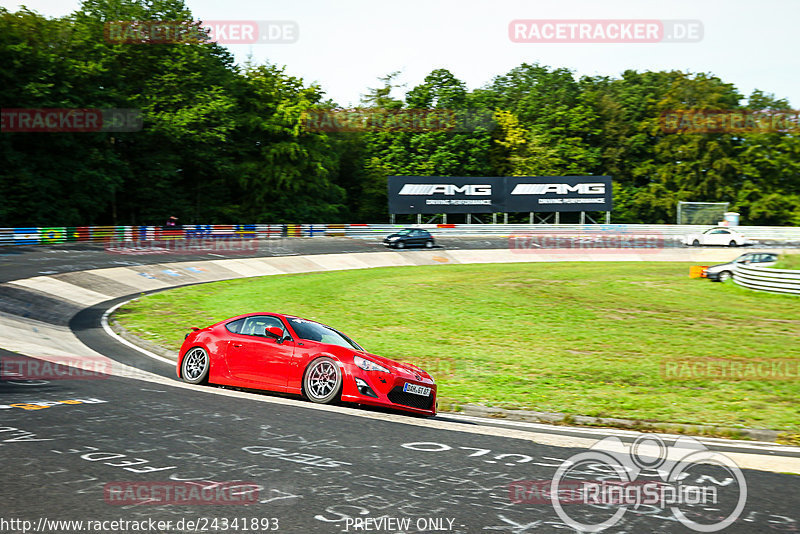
xmin=403 ymin=383 xmax=431 ymax=396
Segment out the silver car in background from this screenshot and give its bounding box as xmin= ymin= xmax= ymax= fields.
xmin=705 ymin=252 xmax=778 ymax=282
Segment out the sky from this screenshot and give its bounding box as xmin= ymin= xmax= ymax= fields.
xmin=3 ymin=0 xmax=798 ymax=108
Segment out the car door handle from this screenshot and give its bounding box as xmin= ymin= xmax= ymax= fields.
xmin=232 ymin=343 xmax=243 ymax=348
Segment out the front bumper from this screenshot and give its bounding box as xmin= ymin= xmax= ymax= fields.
xmin=341 ymin=369 xmax=437 ymax=416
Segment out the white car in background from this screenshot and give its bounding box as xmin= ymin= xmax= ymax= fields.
xmin=684 ymin=227 xmax=750 ymax=247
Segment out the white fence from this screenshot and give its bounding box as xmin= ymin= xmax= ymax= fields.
xmin=341 ymin=224 xmax=800 ymax=242
xmin=733 ymin=264 xmax=800 ymax=295
xmin=2 ymin=223 xmax=800 ymax=246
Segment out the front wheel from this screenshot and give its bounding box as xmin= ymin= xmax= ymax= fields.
xmin=303 ymin=357 xmax=342 ymax=404
xmin=729 ymin=240 xmax=737 ymax=247
xmin=718 ymin=270 xmax=733 ymax=282
xmin=181 ymin=347 xmax=209 ymax=384
xmin=692 ymin=239 xmax=701 ymax=247
xmin=395 ymin=241 xmax=405 ymax=249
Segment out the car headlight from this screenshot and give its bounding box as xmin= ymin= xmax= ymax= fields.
xmin=387 ymin=236 xmax=399 ymax=241
xmin=354 ymin=355 xmax=391 ymax=373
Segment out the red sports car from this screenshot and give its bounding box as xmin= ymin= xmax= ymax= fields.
xmin=177 ymin=313 xmax=437 ymax=416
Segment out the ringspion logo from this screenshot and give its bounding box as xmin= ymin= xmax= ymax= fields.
xmin=511 ymin=434 xmax=746 ymax=532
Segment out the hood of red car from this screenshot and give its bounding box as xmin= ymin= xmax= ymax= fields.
xmin=360 ymin=351 xmax=432 ymax=380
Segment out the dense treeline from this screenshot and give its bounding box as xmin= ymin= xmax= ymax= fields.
xmin=2 ymin=0 xmax=799 ymax=226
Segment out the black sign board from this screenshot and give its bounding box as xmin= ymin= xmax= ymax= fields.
xmin=388 ymin=176 xmax=612 ymax=214
xmin=505 ymin=176 xmax=612 ymax=213
xmin=387 ymin=176 xmax=505 ymax=214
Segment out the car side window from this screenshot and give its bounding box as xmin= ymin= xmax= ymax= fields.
xmin=225 ymin=318 xmax=245 ymax=334
xmin=238 ymin=316 xmax=286 ymax=337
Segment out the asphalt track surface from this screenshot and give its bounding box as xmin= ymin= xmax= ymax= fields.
xmin=1 ymin=238 xmax=799 ymax=533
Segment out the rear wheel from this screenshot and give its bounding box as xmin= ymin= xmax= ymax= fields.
xmin=425 ymin=240 xmax=433 ymax=248
xmin=303 ymin=357 xmax=342 ymax=404
xmin=729 ymin=240 xmax=737 ymax=247
xmin=718 ymin=270 xmax=733 ymax=282
xmin=181 ymin=347 xmax=209 ymax=384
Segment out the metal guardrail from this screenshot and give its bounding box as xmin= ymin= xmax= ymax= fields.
xmin=733 ymin=264 xmax=800 ymax=295
xmin=341 ymin=224 xmax=800 ymax=242
xmin=1 ymin=223 xmax=799 ymax=246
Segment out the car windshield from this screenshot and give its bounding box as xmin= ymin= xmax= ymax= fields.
xmin=287 ymin=318 xmax=364 ymax=350
xmin=396 ymin=229 xmax=413 ymax=235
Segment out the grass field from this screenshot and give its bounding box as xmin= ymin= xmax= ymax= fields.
xmin=774 ymin=253 xmax=800 ymax=270
xmin=115 ymin=262 xmax=800 ymax=432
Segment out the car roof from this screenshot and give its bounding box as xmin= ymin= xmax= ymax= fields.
xmin=225 ymin=312 xmax=307 ymax=322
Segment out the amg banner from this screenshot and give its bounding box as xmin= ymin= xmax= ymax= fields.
xmin=388 ymin=176 xmax=612 ymax=214
xmin=505 ymin=176 xmax=612 ymax=213
xmin=387 ymin=176 xmax=505 ymax=214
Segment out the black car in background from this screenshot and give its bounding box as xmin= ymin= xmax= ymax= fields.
xmin=705 ymin=252 xmax=778 ymax=282
xmin=383 ymin=228 xmax=435 ymax=249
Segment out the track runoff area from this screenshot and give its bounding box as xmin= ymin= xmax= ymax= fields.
xmin=0 ymin=236 xmax=798 ymax=534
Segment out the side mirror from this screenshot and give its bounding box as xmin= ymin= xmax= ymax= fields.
xmin=264 ymin=326 xmax=284 ymax=340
